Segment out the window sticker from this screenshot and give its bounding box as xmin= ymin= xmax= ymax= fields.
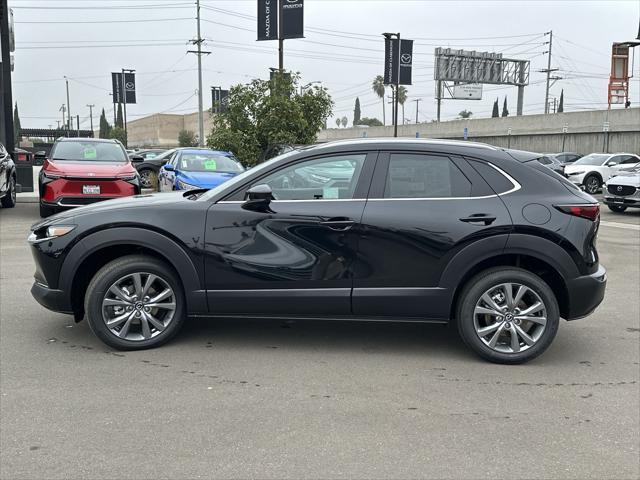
xmin=323 ymin=187 xmax=340 ymax=199
xmin=204 ymin=159 xmax=218 ymax=171
xmin=83 ymin=147 xmax=97 ymax=159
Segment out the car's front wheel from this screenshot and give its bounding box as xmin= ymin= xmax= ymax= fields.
xmin=85 ymin=255 xmax=186 ymax=350
xmin=138 ymin=168 xmax=156 ymax=189
xmin=583 ymin=175 xmax=601 ymax=194
xmin=607 ymin=205 xmax=627 ymax=213
xmin=456 ymin=267 xmax=559 ymax=364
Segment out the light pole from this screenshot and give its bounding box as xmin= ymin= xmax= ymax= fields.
xmin=86 ymin=104 xmax=95 ymax=134
xmin=383 ymin=32 xmax=401 ymax=137
xmin=64 ymin=76 xmax=71 ymax=129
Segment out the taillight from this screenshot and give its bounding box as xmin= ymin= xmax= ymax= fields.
xmin=554 ymin=204 xmax=600 ymax=221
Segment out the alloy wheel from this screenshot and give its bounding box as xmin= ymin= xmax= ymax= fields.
xmin=473 ymin=283 xmax=547 ymax=354
xmin=139 ymin=170 xmax=153 ymax=189
xmin=10 ymin=178 xmax=16 ymax=204
xmin=101 ymin=272 xmax=177 ymax=341
xmin=585 ymin=177 xmax=600 ymax=194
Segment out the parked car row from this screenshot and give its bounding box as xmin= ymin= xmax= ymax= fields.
xmin=563 ymin=153 xmax=640 ymax=194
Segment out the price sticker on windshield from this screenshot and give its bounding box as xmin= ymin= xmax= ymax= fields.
xmin=204 ymin=159 xmax=218 ymax=171
xmin=83 ymin=148 xmax=97 ymax=160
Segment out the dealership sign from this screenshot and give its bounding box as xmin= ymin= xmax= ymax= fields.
xmin=384 ymin=38 xmax=413 ymax=85
xmin=111 ymin=72 xmax=136 ymax=104
xmin=257 ymin=0 xmax=303 ymax=41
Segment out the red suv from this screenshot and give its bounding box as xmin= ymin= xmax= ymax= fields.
xmin=38 ymin=138 xmax=141 ymax=217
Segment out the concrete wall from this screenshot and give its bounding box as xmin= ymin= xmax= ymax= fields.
xmin=318 ymin=108 xmax=640 ymax=154
xmin=126 ymin=112 xmax=215 ymax=148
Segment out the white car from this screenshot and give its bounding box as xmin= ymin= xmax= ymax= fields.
xmin=603 ymin=166 xmax=640 ymax=213
xmin=564 ymin=153 xmax=640 ymax=194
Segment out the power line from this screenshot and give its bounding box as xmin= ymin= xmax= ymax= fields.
xmin=12 ymin=3 xmax=193 ymax=10
xmin=15 ymin=18 xmax=193 ymax=24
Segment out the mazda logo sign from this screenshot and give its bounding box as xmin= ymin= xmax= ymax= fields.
xmin=617 ymin=186 xmax=623 ymax=192
xmin=401 ymin=54 xmax=412 ymax=64
xmin=125 ymin=82 xmax=135 ymax=90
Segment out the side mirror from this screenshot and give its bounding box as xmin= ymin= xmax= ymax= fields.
xmin=242 ymin=184 xmax=274 ymax=212
xmin=131 ymin=155 xmax=144 ymax=164
xmin=606 ymin=161 xmax=618 ymax=167
xmin=34 ymin=151 xmax=46 ymax=165
xmin=163 ymin=163 xmax=175 ymax=172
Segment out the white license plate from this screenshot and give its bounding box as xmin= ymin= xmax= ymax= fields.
xmin=82 ymin=185 xmax=100 ymax=195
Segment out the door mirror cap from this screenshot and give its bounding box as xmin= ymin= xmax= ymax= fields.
xmin=131 ymin=155 xmax=144 ymax=164
xmin=242 ymin=184 xmax=274 ymax=212
xmin=163 ymin=163 xmax=175 ymax=171
xmin=606 ymin=161 xmax=618 ymax=166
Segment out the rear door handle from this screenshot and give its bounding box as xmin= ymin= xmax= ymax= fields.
xmin=320 ymin=218 xmax=355 ymax=231
xmin=459 ymin=214 xmax=497 ymax=226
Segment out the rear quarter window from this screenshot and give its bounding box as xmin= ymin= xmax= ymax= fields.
xmin=466 ymin=159 xmax=515 ymax=194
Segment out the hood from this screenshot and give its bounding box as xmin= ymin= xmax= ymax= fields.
xmin=31 ymin=191 xmax=187 ymax=229
xmin=177 ymin=170 xmax=240 ymax=188
xmin=607 ymin=173 xmax=640 ymax=187
xmin=44 ymin=159 xmax=136 ymax=178
xmin=563 ymin=164 xmax=596 ymax=174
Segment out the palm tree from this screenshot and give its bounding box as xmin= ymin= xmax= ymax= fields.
xmin=397 ymin=86 xmax=408 ymax=124
xmin=335 ymin=117 xmax=341 ymax=128
xmin=372 ymin=75 xmax=386 ymax=126
xmin=341 ymin=116 xmax=348 ymax=128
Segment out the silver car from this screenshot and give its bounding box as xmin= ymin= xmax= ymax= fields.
xmin=603 ymin=165 xmax=640 ymax=213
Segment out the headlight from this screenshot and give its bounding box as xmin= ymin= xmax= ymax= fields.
xmin=177 ymin=180 xmax=198 ymax=190
xmin=118 ymin=173 xmax=138 ymax=180
xmin=568 ymin=171 xmax=585 ymax=176
xmin=28 ymin=225 xmax=76 ymax=243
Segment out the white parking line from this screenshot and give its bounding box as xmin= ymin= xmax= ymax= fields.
xmin=600 ymin=221 xmax=640 ymax=231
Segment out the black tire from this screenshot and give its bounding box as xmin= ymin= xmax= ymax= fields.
xmin=39 ymin=203 xmax=56 ymax=218
xmin=583 ymin=174 xmax=601 ymax=194
xmin=84 ymin=255 xmax=186 ymax=350
xmin=1 ymin=176 xmax=16 ymax=208
xmin=138 ymin=168 xmax=156 ymax=189
xmin=456 ymin=267 xmax=560 ymax=364
xmin=607 ymin=205 xmax=627 ymax=213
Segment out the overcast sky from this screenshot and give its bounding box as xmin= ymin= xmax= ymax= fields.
xmin=8 ymin=0 xmax=640 ymax=131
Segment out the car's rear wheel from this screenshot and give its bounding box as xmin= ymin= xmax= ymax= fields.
xmin=85 ymin=255 xmax=186 ymax=350
xmin=1 ymin=176 xmax=16 ymax=208
xmin=583 ymin=175 xmax=601 ymax=194
xmin=39 ymin=203 xmax=56 ymax=217
xmin=138 ymin=168 xmax=156 ymax=189
xmin=607 ymin=205 xmax=627 ymax=213
xmin=456 ymin=267 xmax=559 ymax=364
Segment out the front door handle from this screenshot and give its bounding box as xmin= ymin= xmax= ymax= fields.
xmin=459 ymin=214 xmax=497 ymax=226
xmin=320 ymin=218 xmax=355 ymax=231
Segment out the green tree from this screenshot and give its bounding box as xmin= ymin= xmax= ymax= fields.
xmin=459 ymin=110 xmax=473 ymax=119
xmin=13 ymin=103 xmax=21 ymax=145
xmin=558 ymin=89 xmax=564 ymax=113
xmin=397 ymin=86 xmax=408 ymax=124
xmin=99 ymin=108 xmax=111 ymax=138
xmin=491 ymin=98 xmax=499 ymax=118
xmin=353 ymin=97 xmax=361 ymax=125
xmin=116 ymin=103 xmax=124 ymax=128
xmin=502 ymin=97 xmax=509 ymax=117
xmin=356 ymin=117 xmax=383 ymax=127
xmin=206 ymin=73 xmax=333 ymax=167
xmin=109 ymin=126 xmax=127 ymax=145
xmin=341 ymin=116 xmax=348 ymax=128
xmin=372 ymin=75 xmax=386 ymax=125
xmin=178 ymin=129 xmax=198 ymax=147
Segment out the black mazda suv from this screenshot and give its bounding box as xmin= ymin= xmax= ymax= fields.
xmin=28 ymin=139 xmax=606 ymax=363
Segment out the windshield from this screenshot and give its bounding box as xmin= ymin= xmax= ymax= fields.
xmin=198 ymin=149 xmax=301 ymax=201
xmin=573 ymin=154 xmax=609 ymax=166
xmin=178 ymin=153 xmax=244 ymax=173
xmin=52 ymin=141 xmax=127 ymax=162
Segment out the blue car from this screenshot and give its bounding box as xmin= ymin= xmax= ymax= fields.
xmin=157 ymin=148 xmax=244 ymax=192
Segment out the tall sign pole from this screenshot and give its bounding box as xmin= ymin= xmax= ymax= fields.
xmin=87 ymin=104 xmax=95 ymax=133
xmin=0 ymin=0 xmax=14 ymax=154
xmin=64 ymin=76 xmax=71 ymax=129
xmin=188 ymin=0 xmax=210 ymax=147
xmin=383 ymin=32 xmax=412 ymax=137
xmin=258 ymin=0 xmax=304 ymax=74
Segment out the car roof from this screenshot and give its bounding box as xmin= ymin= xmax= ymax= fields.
xmin=56 ymin=137 xmax=119 ymax=144
xmin=178 ymin=148 xmax=233 ymax=155
xmin=312 ymin=137 xmax=498 ymax=152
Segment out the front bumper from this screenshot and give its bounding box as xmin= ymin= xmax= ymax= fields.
xmin=603 ymin=195 xmax=640 ymax=208
xmin=31 ymin=282 xmax=73 ymax=315
xmin=565 ymin=264 xmax=607 ymax=320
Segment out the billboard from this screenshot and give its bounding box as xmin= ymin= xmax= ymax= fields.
xmin=452 ymin=83 xmax=483 ymax=100
xmin=434 ymin=48 xmax=529 ymax=86
xmin=280 ymin=0 xmax=304 ymax=39
xmin=111 ymin=72 xmax=136 ymax=104
xmin=257 ymin=0 xmax=278 ymax=41
xmin=384 ymin=38 xmax=413 ymax=85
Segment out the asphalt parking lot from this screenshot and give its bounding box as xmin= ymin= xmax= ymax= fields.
xmin=0 ymin=202 xmax=638 ymax=480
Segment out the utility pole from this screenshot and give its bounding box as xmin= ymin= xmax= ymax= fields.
xmin=187 ymin=0 xmax=210 ymax=147
xmin=86 ymin=104 xmax=95 ymax=134
xmin=436 ymin=81 xmax=442 ymax=122
xmin=64 ymin=76 xmax=71 ymax=129
xmin=541 ymin=30 xmax=559 ymax=114
xmin=412 ymin=98 xmax=422 ymax=124
xmin=76 ymin=114 xmax=80 ymax=137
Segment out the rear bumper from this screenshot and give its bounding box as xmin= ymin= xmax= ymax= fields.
xmin=31 ymin=282 xmax=72 ymax=315
xmin=565 ymin=264 xmax=607 ymax=320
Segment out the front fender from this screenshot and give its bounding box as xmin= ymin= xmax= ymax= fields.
xmin=58 ymin=227 xmax=207 ymax=313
